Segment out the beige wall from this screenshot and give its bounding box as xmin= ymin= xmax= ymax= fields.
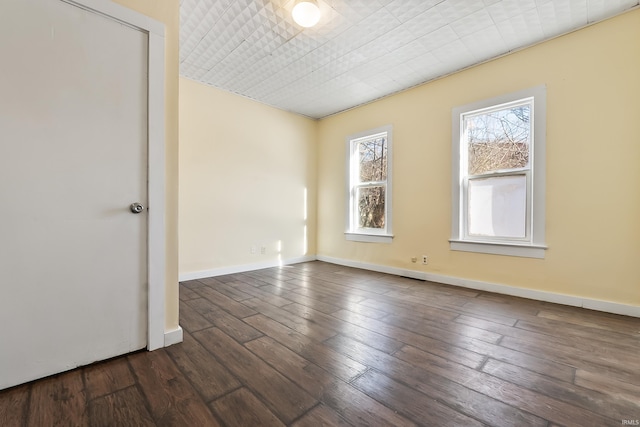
xmin=317 ymin=9 xmax=640 ymax=306
xmin=113 ymin=0 xmax=180 ymax=329
xmin=179 ymin=78 xmax=317 ymax=275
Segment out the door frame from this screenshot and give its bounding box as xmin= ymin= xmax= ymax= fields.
xmin=62 ymin=0 xmax=167 ymax=350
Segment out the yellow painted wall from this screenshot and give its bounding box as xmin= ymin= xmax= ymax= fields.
xmin=317 ymin=9 xmax=640 ymax=306
xmin=179 ymin=78 xmax=317 ymax=275
xmin=113 ymin=0 xmax=180 ymax=329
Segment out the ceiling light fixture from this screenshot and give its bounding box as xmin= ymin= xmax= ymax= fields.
xmin=292 ymin=0 xmax=321 ymax=28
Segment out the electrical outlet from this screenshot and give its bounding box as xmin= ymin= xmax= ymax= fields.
xmin=411 ymin=257 xmax=417 ymax=263
xmin=422 ymin=255 xmax=428 ymax=265
xmin=260 ymin=246 xmax=266 ymax=255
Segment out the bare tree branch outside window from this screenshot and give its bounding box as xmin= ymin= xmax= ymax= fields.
xmin=357 ymin=136 xmax=387 ymax=228
xmin=466 ymin=105 xmax=530 ymax=175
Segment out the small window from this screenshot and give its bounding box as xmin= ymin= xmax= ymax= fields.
xmin=451 ymin=87 xmax=546 ymax=258
xmin=345 ymin=125 xmax=393 ymax=243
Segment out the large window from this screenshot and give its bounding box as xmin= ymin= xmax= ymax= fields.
xmin=345 ymin=125 xmax=393 ymax=243
xmin=451 ymin=86 xmax=546 ymax=258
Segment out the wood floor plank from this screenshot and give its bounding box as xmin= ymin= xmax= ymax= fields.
xmin=458 ymin=314 xmax=640 ymax=362
xmin=305 ymin=272 xmax=392 ymax=294
xmin=325 ymin=335 xmax=546 ymax=427
xmin=242 ymin=297 xmax=337 ymax=342
xmin=242 ymin=269 xmax=299 ymax=283
xmin=281 ymin=302 xmax=404 ymax=354
xmin=331 ymin=309 xmax=487 ymax=370
xmin=514 ymin=317 xmax=640 ymax=350
xmin=536 ymin=309 xmax=640 ymax=334
xmin=128 ymin=350 xmax=221 ymax=426
xmin=207 ymin=281 xmax=254 ymax=301
xmin=178 ymin=285 xmax=201 ymax=301
xmin=574 ymin=369 xmax=640 ymax=406
xmin=320 ymin=379 xmax=417 ymax=427
xmin=384 ymin=312 xmax=503 ymax=344
xmin=89 ymin=386 xmax=155 ymax=427
xmin=243 ymin=314 xmax=367 ymax=382
xmin=499 ymin=335 xmax=640 ymax=377
xmin=227 ymin=280 xmax=293 ymax=307
xmin=27 ymin=370 xmax=87 ymax=427
xmin=166 ymin=332 xmax=241 ymax=402
xmin=244 ymin=336 xmax=335 ymax=399
xmin=255 ymin=280 xmax=301 ymax=293
xmin=186 ymin=297 xmax=263 ymax=343
xmin=384 ymin=289 xmax=473 ymax=308
xmin=83 ymin=356 xmax=135 ymax=400
xmin=333 ymin=308 xmax=573 ymax=382
xmin=330 ymin=299 xmax=391 ymax=319
xmin=195 ymin=276 xmax=226 ymax=287
xmin=194 ymin=285 xmax=257 ymax=319
xmin=180 ymin=279 xmax=206 ymax=290
xmin=473 ymin=291 xmax=543 ymax=306
xmin=209 ymin=388 xmax=284 ymax=427
xmin=211 ymin=274 xmax=237 ymax=283
xmin=372 ymin=296 xmax=459 ymax=323
xmin=395 ymin=344 xmax=617 ymax=427
xmin=179 ymin=299 xmax=214 ymax=333
xmin=481 ymin=358 xmax=638 ymax=422
xmin=352 ymin=369 xmax=485 ymax=426
xmin=290 ymin=403 xmax=352 ymax=427
xmin=462 ymin=298 xmax=542 ymax=317
xmin=287 ymin=277 xmax=382 ymax=302
xmin=228 ymin=273 xmax=275 ymax=288
xmin=240 ymin=272 xmax=301 ymax=288
xmin=261 ymin=284 xmax=343 ymax=315
xmin=0 ymin=385 xmax=29 ymax=427
xmin=374 ymin=275 xmax=432 ymax=290
xmin=286 ymin=283 xmax=367 ymax=305
xmin=193 ymin=327 xmax=317 ymax=424
xmin=361 ymin=294 xmax=520 ymax=327
xmin=356 ymin=295 xmax=459 ymax=321
xmin=3 ymin=261 xmax=638 ymax=427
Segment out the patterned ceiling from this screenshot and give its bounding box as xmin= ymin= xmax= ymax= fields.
xmin=180 ymin=0 xmax=639 ymax=119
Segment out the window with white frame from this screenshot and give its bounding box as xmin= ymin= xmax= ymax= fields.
xmin=451 ymin=86 xmax=546 ymax=258
xmin=345 ymin=125 xmax=393 ymax=243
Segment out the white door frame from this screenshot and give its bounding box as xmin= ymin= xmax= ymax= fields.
xmin=63 ymin=0 xmax=166 ymax=350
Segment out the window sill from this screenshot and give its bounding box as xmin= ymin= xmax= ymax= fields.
xmin=345 ymin=232 xmax=394 ymax=243
xmin=449 ymin=239 xmax=547 ymax=259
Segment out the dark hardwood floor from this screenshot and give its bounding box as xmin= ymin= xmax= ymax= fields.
xmin=1 ymin=261 xmax=639 ymax=426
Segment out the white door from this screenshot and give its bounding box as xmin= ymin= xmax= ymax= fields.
xmin=0 ymin=0 xmax=149 ymax=389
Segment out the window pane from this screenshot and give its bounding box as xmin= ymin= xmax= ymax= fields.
xmin=357 ymin=186 xmax=385 ymax=229
xmin=468 ymin=175 xmax=526 ymax=238
xmin=465 ymin=104 xmax=530 ymax=175
xmin=359 ymin=136 xmax=387 ymax=182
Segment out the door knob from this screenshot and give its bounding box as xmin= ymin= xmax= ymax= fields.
xmin=130 ymin=203 xmax=145 ymax=214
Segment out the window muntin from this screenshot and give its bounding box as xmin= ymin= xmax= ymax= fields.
xmin=451 ymin=86 xmax=546 ymax=258
xmin=346 ymin=126 xmax=393 ymax=242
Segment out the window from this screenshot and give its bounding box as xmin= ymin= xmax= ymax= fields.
xmin=345 ymin=125 xmax=393 ymax=243
xmin=451 ymin=86 xmax=546 ymax=258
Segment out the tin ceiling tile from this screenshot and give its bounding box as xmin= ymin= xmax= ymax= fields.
xmin=180 ymin=0 xmax=639 ymax=118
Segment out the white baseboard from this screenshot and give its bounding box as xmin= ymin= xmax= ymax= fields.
xmin=317 ymin=255 xmax=640 ymax=318
xmin=317 ymin=255 xmax=427 ymax=281
xmin=164 ymin=326 xmax=183 ymax=347
xmin=179 ymin=255 xmax=317 ymax=282
xmin=581 ymin=299 xmax=640 ymax=318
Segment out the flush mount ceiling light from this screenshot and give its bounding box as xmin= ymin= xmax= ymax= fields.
xmin=292 ymin=0 xmax=321 ymax=28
